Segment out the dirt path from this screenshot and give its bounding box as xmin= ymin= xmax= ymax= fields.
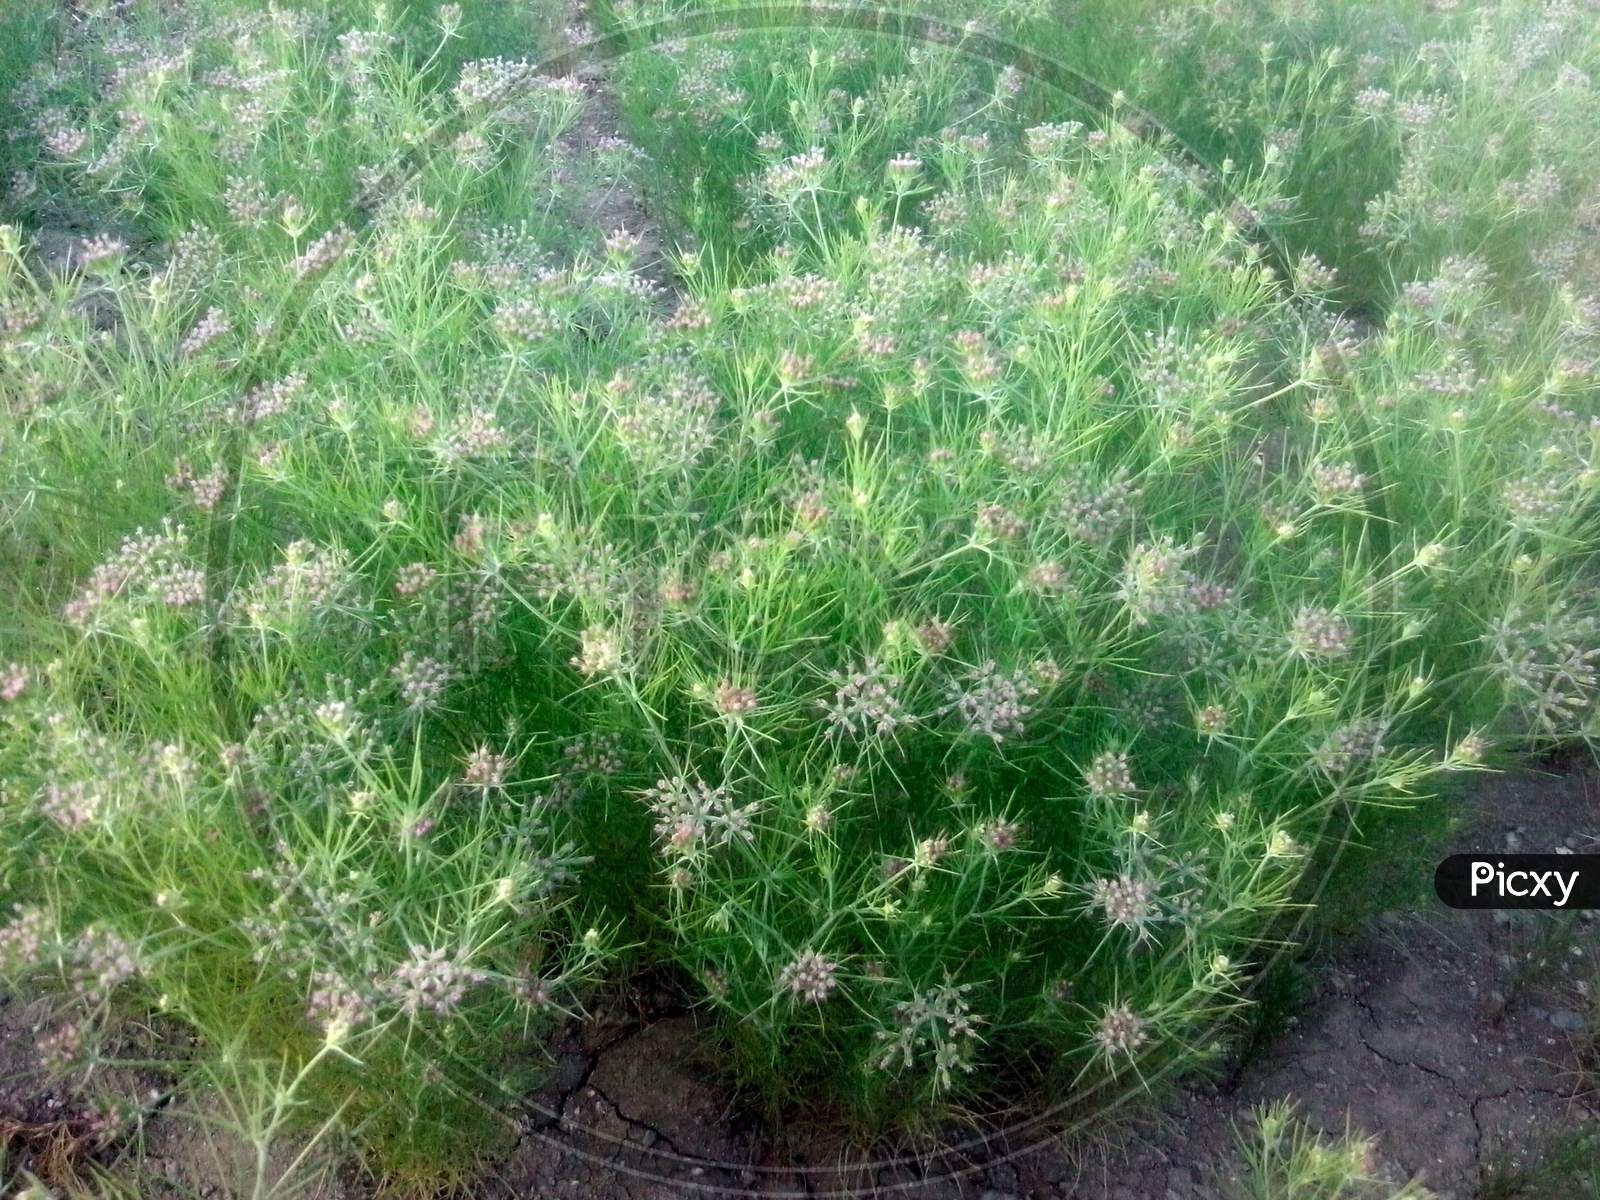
xmin=552 ymin=0 xmax=675 ymax=293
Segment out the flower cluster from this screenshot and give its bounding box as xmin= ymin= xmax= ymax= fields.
xmin=1287 ymin=606 xmax=1354 ymax=661
xmin=940 ymin=661 xmax=1041 ymax=742
xmin=461 ymin=745 xmax=514 ymax=791
xmin=384 ymin=945 xmax=484 ymax=1019
xmin=642 ymin=777 xmax=761 ymax=858
xmin=872 ymin=980 xmax=984 ymax=1092
xmin=1094 ymin=1003 xmax=1148 ymax=1057
xmin=1091 ymin=873 xmax=1158 ymax=938
xmin=1060 ymin=470 xmax=1142 ymax=544
xmin=1084 ymin=751 xmax=1136 ymax=799
xmin=605 ymin=357 xmax=720 ymax=473
xmin=62 ymin=524 xmax=205 ymax=626
xmin=821 ymin=659 xmax=914 ymax=739
xmin=777 ymin=949 xmax=840 ymax=1003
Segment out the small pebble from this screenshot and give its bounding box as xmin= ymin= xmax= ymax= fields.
xmin=1548 ymin=1010 xmax=1586 ymax=1033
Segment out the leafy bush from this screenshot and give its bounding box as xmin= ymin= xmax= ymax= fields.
xmin=1113 ymin=0 xmax=1600 ymax=310
xmin=589 ymin=2 xmax=1599 ymax=1123
xmin=0 ymin=1 xmax=621 ymax=1181
xmin=0 ymin=0 xmax=1596 ymax=1185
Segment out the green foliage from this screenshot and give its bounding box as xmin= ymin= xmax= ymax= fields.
xmin=1231 ymin=1101 xmax=1436 ymax=1199
xmin=1480 ymin=1127 xmax=1600 ymax=1200
xmin=0 ymin=0 xmax=1597 ymax=1187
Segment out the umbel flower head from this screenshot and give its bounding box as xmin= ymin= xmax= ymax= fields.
xmin=821 ymin=658 xmax=913 ymax=738
xmin=461 ymin=745 xmax=513 ymax=790
xmin=572 ymin=625 xmax=623 ymax=677
xmin=1091 ymin=873 xmax=1157 ymax=938
xmin=1287 ymin=606 xmax=1354 ymax=660
xmin=940 ymin=661 xmax=1041 ymax=741
xmin=642 ymin=777 xmax=761 ymax=858
xmin=777 ymin=949 xmax=840 ymax=1003
xmin=384 ymin=945 xmax=484 ymax=1019
xmin=1093 ymin=1002 xmax=1147 ymax=1058
xmin=1084 ymin=750 xmax=1135 ymax=799
xmin=712 ymin=680 xmax=758 ymax=718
